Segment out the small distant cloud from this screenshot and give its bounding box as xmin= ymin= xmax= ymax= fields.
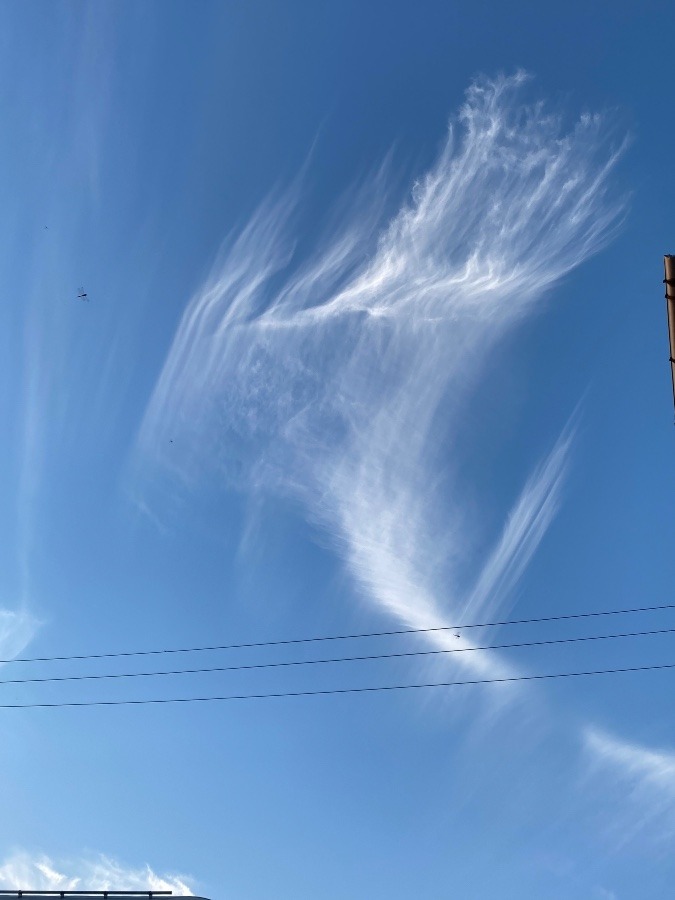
xmin=0 ymin=608 xmax=39 ymax=664
xmin=594 ymin=888 xmax=619 ymax=900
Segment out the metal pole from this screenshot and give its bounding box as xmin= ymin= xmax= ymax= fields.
xmin=664 ymin=255 xmax=675 ymax=420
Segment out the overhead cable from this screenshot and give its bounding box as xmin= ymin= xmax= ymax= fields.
xmin=4 ymin=602 xmax=675 ymax=666
xmin=2 ymin=625 xmax=675 ymax=686
xmin=2 ymin=660 xmax=675 ymax=708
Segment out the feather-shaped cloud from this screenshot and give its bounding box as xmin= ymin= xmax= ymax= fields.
xmin=136 ymin=73 xmax=624 ymax=685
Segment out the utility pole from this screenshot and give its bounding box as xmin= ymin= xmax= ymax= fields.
xmin=664 ymin=255 xmax=675 ymax=419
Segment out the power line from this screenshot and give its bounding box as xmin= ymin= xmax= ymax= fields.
xmin=2 ymin=660 xmax=675 ymax=708
xmin=3 ymin=625 xmax=675 ymax=687
xmin=4 ymin=601 xmax=675 ymax=666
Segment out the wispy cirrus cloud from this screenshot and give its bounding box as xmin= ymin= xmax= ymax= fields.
xmin=135 ymin=72 xmax=625 ymax=684
xmin=0 ymin=608 xmax=38 ymax=665
xmin=0 ymin=852 xmax=195 ymax=894
xmin=584 ymin=726 xmax=675 ymax=845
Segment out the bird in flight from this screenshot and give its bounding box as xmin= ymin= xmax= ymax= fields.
xmin=76 ymin=287 xmax=89 ymax=302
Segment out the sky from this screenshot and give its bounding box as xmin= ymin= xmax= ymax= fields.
xmin=0 ymin=1 xmax=674 ymax=897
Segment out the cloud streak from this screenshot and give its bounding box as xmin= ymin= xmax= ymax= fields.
xmin=584 ymin=726 xmax=675 ymax=845
xmin=136 ymin=73 xmax=624 ymax=684
xmin=0 ymin=608 xmax=38 ymax=664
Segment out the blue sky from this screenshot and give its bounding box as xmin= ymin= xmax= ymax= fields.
xmin=0 ymin=1 xmax=674 ymax=897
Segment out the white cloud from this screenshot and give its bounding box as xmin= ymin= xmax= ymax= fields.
xmin=0 ymin=852 xmax=195 ymax=894
xmin=593 ymin=888 xmax=618 ymax=900
xmin=0 ymin=608 xmax=39 ymax=665
xmin=135 ymin=73 xmax=624 ymax=688
xmin=584 ymin=726 xmax=675 ymax=844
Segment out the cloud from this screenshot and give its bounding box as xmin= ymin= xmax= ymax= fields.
xmin=0 ymin=851 xmax=195 ymax=894
xmin=584 ymin=726 xmax=675 ymax=845
xmin=0 ymin=608 xmax=39 ymax=665
xmin=593 ymin=888 xmax=618 ymax=900
xmin=135 ymin=73 xmax=624 ymax=686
